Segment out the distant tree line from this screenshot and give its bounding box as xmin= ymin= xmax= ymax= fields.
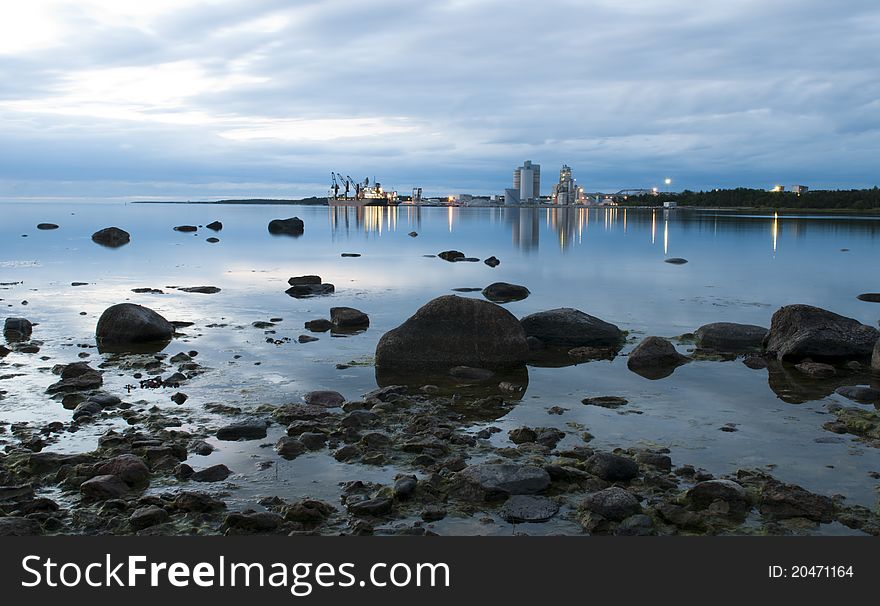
xmin=619 ymin=187 xmax=880 ymax=210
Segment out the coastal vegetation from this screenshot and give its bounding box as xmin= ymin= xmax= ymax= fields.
xmin=622 ymin=187 xmax=880 ymax=210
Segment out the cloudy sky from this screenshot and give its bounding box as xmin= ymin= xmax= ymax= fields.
xmin=1 ymin=0 xmax=878 ymax=200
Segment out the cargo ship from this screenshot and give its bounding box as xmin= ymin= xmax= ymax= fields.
xmin=328 ymin=172 xmax=399 ymax=206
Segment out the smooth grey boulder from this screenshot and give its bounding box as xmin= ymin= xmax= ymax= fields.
xmin=763 ymin=304 xmax=879 ymax=362
xmin=627 ymin=336 xmax=690 ymax=379
xmin=694 ymin=322 xmax=768 ymax=352
xmin=91 ymin=227 xmax=130 ymax=247
xmin=456 ymin=463 xmax=551 ymax=498
xmin=520 ymin=308 xmax=624 ymax=349
xmin=375 ymin=295 xmax=529 ymax=371
xmin=268 ymin=217 xmax=304 ymax=236
xmin=330 ymin=307 xmax=369 ymax=329
xmin=96 ymin=303 xmax=174 ymax=350
xmin=582 ymin=487 xmax=641 ymax=521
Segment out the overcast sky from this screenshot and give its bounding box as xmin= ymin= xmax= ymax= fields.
xmin=1 ymin=0 xmax=878 ymax=200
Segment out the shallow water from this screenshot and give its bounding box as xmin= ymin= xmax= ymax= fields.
xmin=1 ymin=202 xmax=879 ymax=534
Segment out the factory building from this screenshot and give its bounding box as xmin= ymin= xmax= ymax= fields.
xmin=512 ymin=160 xmax=541 ymax=203
xmin=550 ymin=164 xmax=585 ymax=205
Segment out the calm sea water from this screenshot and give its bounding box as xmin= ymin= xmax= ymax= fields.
xmin=1 ymin=202 xmax=879 ymax=533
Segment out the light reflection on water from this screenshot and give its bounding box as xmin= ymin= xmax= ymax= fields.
xmin=1 ymin=202 xmax=880 ymax=528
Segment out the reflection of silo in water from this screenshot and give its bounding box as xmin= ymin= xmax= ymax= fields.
xmin=548 ymin=207 xmax=580 ymax=251
xmin=506 ymin=208 xmax=539 ymax=252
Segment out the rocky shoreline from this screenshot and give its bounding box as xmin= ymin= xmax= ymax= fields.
xmin=2 ymin=218 xmax=880 ymax=537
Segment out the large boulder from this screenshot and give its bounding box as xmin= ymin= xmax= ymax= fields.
xmin=455 ymin=463 xmax=550 ymax=499
xmin=96 ymin=304 xmax=174 ymax=350
xmin=268 ymin=217 xmax=304 ymax=236
xmin=91 ymin=227 xmax=130 ymax=248
xmin=4 ymin=317 xmax=33 ymax=341
xmin=763 ymin=305 xmax=879 ymax=362
xmin=520 ymin=308 xmax=624 ymax=349
xmin=375 ymin=295 xmax=529 ymax=372
xmin=627 ymin=336 xmax=690 ymax=380
xmin=330 ymin=307 xmax=369 ymax=329
xmin=694 ymin=322 xmax=768 ymax=352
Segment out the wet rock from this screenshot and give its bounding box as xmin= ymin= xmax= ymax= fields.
xmin=299 ymin=432 xmax=327 ymax=450
xmin=615 ymin=514 xmax=655 ymax=536
xmin=482 ymin=282 xmax=530 ymax=303
xmin=268 ymin=217 xmax=304 ymax=236
xmin=393 ymin=475 xmax=418 ymax=499
xmin=46 ymin=362 xmax=103 ymax=393
xmin=190 ymin=464 xmax=232 ymax=482
xmin=216 ymin=420 xmax=268 ymax=441
xmin=520 ymin=308 xmax=624 ymax=350
xmin=173 ymin=491 xmax=226 ymax=513
xmin=484 ymin=256 xmax=500 ymax=267
xmin=81 ymin=474 xmax=129 ymax=500
xmin=500 ymin=495 xmax=559 ymax=523
xmin=627 ymin=336 xmax=690 ymax=380
xmin=376 ymin=295 xmax=529 ymax=372
xmin=190 ymin=440 xmax=214 ymax=456
xmin=421 ymin=506 xmax=446 ymax=522
xmin=635 ymin=451 xmax=673 ymax=471
xmin=298 ymin=335 xmax=318 ymax=343
xmin=170 ymin=392 xmax=188 ymax=405
xmin=0 ymin=517 xmax=42 ymax=536
xmin=304 ymin=390 xmax=345 ymax=408
xmin=341 ymin=253 xmax=361 ymax=258
xmin=96 ymin=454 xmax=151 ymax=486
xmin=0 ymin=344 xmax=10 ymax=357
xmin=759 ymin=479 xmax=833 ymax=523
xmin=331 ymin=307 xmax=369 ymax=328
xmin=174 ymin=463 xmax=194 ymax=480
xmin=456 ymin=463 xmax=551 ymax=498
xmin=582 ymin=487 xmax=641 ymax=521
xmin=178 ymin=286 xmax=220 ymax=294
xmin=173 ymin=225 xmax=197 ymax=232
xmin=687 ymin=479 xmax=748 ymax=510
xmin=206 ymin=237 xmax=220 ymax=243
xmin=286 ymin=283 xmax=335 ymax=298
xmin=664 ymin=257 xmax=688 ymax=264
xmin=873 ymin=338 xmax=880 ymax=371
xmin=222 ymin=511 xmax=283 ymax=533
xmin=694 ymin=322 xmax=768 ymax=352
xmin=0 ymin=484 xmax=36 ymax=502
xmin=348 ymin=496 xmax=393 ymax=516
xmin=37 ymin=223 xmax=59 ymax=230
xmin=764 ymin=304 xmax=879 ymax=362
xmin=206 ymin=221 xmax=223 ymax=231
xmin=408 ymin=231 xmax=418 ymax=237
xmin=857 ymin=293 xmax=880 ymax=303
xmin=91 ymin=227 xmax=130 ymax=247
xmin=743 ymin=355 xmax=768 ymax=369
xmin=305 ymin=319 xmax=333 ymax=332
xmin=585 ymin=452 xmax=639 ymax=482
xmin=72 ymin=401 xmax=102 ymax=420
xmin=438 ymin=250 xmax=465 ymax=262
xmin=4 ymin=317 xmax=33 ymax=341
xmin=96 ymin=303 xmax=174 ymax=350
xmin=282 ymin=499 xmax=335 ymax=524
xmin=508 ymin=427 xmax=537 ymax=444
xmin=275 ymin=436 xmax=306 ymax=459
xmin=449 ymin=366 xmax=495 ymax=381
xmin=341 ymin=410 xmax=378 ymax=429
xmin=130 ymin=505 xmax=169 ymax=529
xmin=581 ymin=396 xmax=628 ymax=409
xmin=795 ymin=361 xmax=836 ymax=378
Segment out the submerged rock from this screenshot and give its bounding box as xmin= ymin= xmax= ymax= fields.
xmin=206 ymin=221 xmax=223 ymax=231
xmin=520 ymin=308 xmax=624 ymax=350
xmin=178 ymin=286 xmax=221 ymax=294
xmin=304 ymin=319 xmax=333 ymax=332
xmin=500 ymin=495 xmax=559 ymax=523
xmin=763 ymin=304 xmax=879 ymax=362
xmin=795 ymin=361 xmax=836 ymax=378
xmin=482 ymin=282 xmax=530 ymax=303
xmin=834 ymin=385 xmax=880 ymax=404
xmin=627 ymin=336 xmax=690 ymax=379
xmin=375 ymin=295 xmax=529 ymax=372
xmin=91 ymin=227 xmax=130 ymax=248
xmin=95 ymin=303 xmax=174 ymax=351
xmin=3 ymin=317 xmax=33 ymax=341
xmin=268 ymin=217 xmax=304 ymax=236
xmin=664 ymin=257 xmax=688 ymax=264
xmin=438 ymin=250 xmax=465 ymax=262
xmin=217 ymin=420 xmax=268 ymax=441
xmin=694 ymin=322 xmax=768 ymax=352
